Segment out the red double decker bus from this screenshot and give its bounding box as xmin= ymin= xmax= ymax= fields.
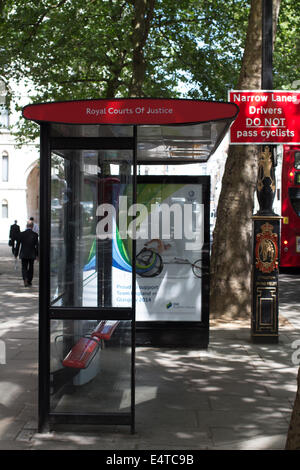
xmin=280 ymin=145 xmax=300 ymax=268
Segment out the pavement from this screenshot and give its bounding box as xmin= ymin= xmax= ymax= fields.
xmin=0 ymin=242 xmax=300 ymax=451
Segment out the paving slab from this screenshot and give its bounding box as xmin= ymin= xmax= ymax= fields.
xmin=211 ymin=430 xmax=287 ymax=450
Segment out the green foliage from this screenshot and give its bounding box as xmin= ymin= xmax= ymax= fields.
xmin=1 ymin=1 xmax=248 ymax=101
xmin=273 ymin=0 xmax=300 ymax=89
xmin=0 ymin=0 xmax=298 ymax=141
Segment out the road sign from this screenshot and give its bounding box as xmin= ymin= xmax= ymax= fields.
xmin=229 ymin=90 xmax=300 ymax=144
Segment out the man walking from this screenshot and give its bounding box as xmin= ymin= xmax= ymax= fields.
xmin=9 ymin=220 xmax=20 ymax=257
xmin=15 ymin=220 xmax=39 ymax=287
xmin=29 ymin=217 xmax=39 ymax=235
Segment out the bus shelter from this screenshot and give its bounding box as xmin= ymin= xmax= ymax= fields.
xmin=22 ymin=98 xmax=238 ymax=432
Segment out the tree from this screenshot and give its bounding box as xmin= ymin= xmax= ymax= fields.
xmin=273 ymin=0 xmax=300 ymax=89
xmin=0 ymin=0 xmax=249 ymax=97
xmin=0 ymin=0 xmax=250 ymax=141
xmin=210 ymin=0 xmax=281 ymax=321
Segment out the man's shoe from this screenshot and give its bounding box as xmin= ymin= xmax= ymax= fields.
xmin=24 ymin=280 xmax=29 ymax=287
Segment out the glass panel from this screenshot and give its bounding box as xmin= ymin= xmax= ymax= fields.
xmin=50 ymin=149 xmax=133 ymax=308
xmin=50 ymin=154 xmax=68 ymax=302
xmin=138 ymin=163 xmax=205 ymax=176
xmin=50 ymin=123 xmax=133 ymax=138
xmin=50 ymin=319 xmax=132 ymax=414
xmin=137 ymin=121 xmax=228 ymax=162
xmin=295 ymin=152 xmax=300 ymax=170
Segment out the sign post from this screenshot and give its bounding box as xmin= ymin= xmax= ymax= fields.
xmin=250 ymin=0 xmax=280 ymax=343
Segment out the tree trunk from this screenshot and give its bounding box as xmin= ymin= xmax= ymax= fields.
xmin=105 ymin=57 xmax=126 ymax=98
xmin=210 ymin=144 xmax=259 ymax=320
xmin=286 ymin=368 xmax=300 ymax=449
xmin=129 ymin=0 xmax=156 ymax=97
xmin=210 ymin=0 xmax=281 ymax=320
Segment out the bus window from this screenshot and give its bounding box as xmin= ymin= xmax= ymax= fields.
xmin=288 ymin=188 xmax=300 ymax=216
xmin=294 ymin=152 xmax=300 ymax=169
xmin=295 ymin=173 xmax=300 ymax=185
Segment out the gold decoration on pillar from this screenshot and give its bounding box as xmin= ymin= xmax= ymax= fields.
xmin=255 ymin=222 xmax=278 ymax=273
xmin=257 ymin=146 xmax=276 ymax=193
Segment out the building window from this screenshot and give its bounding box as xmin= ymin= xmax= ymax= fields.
xmin=1 ymin=199 xmax=8 ymax=218
xmin=0 ymin=105 xmax=9 ymax=128
xmin=2 ymin=152 xmax=8 ymax=181
xmin=0 ymin=79 xmax=9 ymax=129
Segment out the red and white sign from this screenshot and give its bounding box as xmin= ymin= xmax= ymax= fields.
xmin=22 ymin=98 xmax=238 ymax=125
xmin=229 ymin=90 xmax=300 ymax=144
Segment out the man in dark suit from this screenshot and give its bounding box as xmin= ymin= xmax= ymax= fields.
xmin=9 ymin=220 xmax=20 ymax=257
xmin=15 ymin=220 xmax=39 ymax=287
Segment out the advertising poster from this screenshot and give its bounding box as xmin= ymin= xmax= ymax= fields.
xmin=112 ymin=182 xmax=204 ymax=322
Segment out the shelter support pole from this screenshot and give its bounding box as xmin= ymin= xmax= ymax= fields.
xmin=251 ymin=0 xmax=280 ymax=343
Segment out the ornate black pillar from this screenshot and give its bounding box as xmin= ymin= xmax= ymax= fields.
xmin=251 ymin=146 xmax=281 ymax=343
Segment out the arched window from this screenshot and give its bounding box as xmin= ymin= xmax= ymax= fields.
xmin=2 ymin=151 xmax=8 ymax=182
xmin=1 ymin=199 xmax=8 ymax=218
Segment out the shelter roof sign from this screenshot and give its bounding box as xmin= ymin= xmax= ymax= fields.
xmin=23 ymin=98 xmax=239 ymax=162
